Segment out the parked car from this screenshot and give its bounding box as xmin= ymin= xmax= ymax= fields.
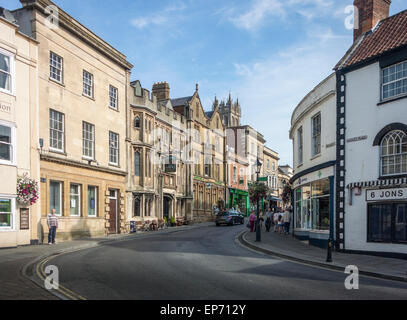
xmin=215 ymin=210 xmax=245 ymax=226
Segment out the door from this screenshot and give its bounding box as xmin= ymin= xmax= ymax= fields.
xmin=108 ymin=189 xmax=118 ymax=234
xmin=164 ymin=196 xmax=171 ymax=220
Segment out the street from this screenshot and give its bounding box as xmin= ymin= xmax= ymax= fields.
xmin=43 ymin=225 xmax=407 ymax=300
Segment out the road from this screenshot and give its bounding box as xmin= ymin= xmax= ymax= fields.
xmin=45 ymin=224 xmax=407 ymax=300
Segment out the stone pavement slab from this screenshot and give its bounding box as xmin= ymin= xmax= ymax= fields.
xmin=242 ymin=230 xmax=407 ymax=282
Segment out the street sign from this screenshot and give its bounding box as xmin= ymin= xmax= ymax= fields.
xmin=258 ymin=177 xmax=268 ymax=182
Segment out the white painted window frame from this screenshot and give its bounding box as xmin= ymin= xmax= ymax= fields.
xmin=0 ymin=119 xmax=16 ymax=166
xmin=0 ymin=47 xmax=15 ymax=96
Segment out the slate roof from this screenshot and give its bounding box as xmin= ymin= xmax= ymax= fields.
xmin=0 ymin=7 xmax=17 ymax=24
xmin=336 ymin=9 xmax=407 ymax=70
xmin=171 ymin=96 xmax=193 ymax=107
xmin=205 ymin=111 xmax=214 ymax=118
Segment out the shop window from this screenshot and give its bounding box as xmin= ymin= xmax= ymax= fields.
xmin=380 ymin=130 xmax=407 ymax=176
xmin=0 ymin=198 xmax=14 ymax=229
xmin=88 ymin=186 xmax=97 ymax=217
xmin=368 ymin=203 xmax=407 ymax=243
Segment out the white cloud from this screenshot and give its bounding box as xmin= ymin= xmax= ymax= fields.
xmin=229 ymin=0 xmax=285 ymax=31
xmin=230 ymin=31 xmax=351 ymax=165
xmin=131 ymin=2 xmax=186 ymax=29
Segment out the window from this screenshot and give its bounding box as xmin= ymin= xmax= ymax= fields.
xmin=50 ymin=181 xmax=62 ymax=216
xmin=0 ymin=198 xmax=13 ymax=228
xmin=49 ymin=110 xmax=64 ymax=152
xmin=311 ymin=113 xmax=321 ymax=157
xmin=82 ymin=122 xmax=95 ymax=159
xmin=87 ymin=186 xmax=97 ymax=217
xmin=295 ymin=179 xmax=330 ymax=231
xmin=134 ymin=151 xmax=140 ymax=176
xmin=368 ymin=203 xmax=407 ymax=243
xmin=109 ymin=132 xmax=119 ymax=165
xmin=0 ymin=49 xmax=13 ymax=93
xmin=382 ymin=61 xmax=407 ymax=100
xmin=134 ymin=116 xmax=140 ymax=128
xmin=83 ymin=70 xmax=94 ymax=98
xmin=70 ymin=184 xmax=81 ymax=216
xmin=297 ymin=127 xmax=303 ymax=165
xmin=134 ymin=197 xmax=141 ymax=217
xmin=0 ymin=123 xmax=15 ymax=164
xmin=267 ymin=160 xmax=270 ymax=170
xmin=109 ymin=85 xmax=118 ymax=109
xmin=233 ymin=166 xmax=237 ymax=183
xmin=49 ymin=52 xmax=63 ymax=83
xmin=145 ymin=150 xmax=152 ymax=178
xmin=381 ymin=130 xmax=407 ymax=176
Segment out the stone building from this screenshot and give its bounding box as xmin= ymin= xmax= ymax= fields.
xmin=13 ymin=0 xmax=133 ymax=241
xmin=126 ymin=80 xmax=191 ymax=225
xmin=263 ymin=146 xmax=281 ymax=209
xmin=0 ymin=8 xmax=40 ymax=248
xmin=216 ymin=94 xmax=241 ymax=127
xmin=172 ymin=85 xmax=227 ymax=221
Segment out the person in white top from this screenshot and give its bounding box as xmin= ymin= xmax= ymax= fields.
xmin=273 ymin=210 xmax=279 ymax=232
xmin=283 ymin=207 xmax=291 ymax=235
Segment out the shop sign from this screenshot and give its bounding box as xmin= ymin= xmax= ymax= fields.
xmin=20 ymin=208 xmax=29 ymax=230
xmin=366 ymin=188 xmax=407 ymax=202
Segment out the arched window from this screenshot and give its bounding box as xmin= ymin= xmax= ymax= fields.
xmin=134 ymin=116 xmax=140 ymax=128
xmin=381 ymin=130 xmax=407 ymax=176
xmin=134 ymin=151 xmax=140 ymax=176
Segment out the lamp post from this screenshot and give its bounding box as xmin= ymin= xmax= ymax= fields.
xmin=255 ymin=158 xmax=262 ymax=242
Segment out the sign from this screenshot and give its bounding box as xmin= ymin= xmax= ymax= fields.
xmin=20 ymin=208 xmax=29 ymax=230
xmin=258 ymin=177 xmax=268 ymax=182
xmin=0 ymin=102 xmax=11 ymax=114
xmin=165 ymin=156 xmax=177 ymax=173
xmin=347 ymin=136 xmax=368 ymax=143
xmin=366 ymin=188 xmax=407 ymax=202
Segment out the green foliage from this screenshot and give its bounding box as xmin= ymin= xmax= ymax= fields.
xmin=282 ymin=184 xmax=292 ymax=205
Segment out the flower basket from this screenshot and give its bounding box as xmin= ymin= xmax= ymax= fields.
xmin=16 ymin=174 xmax=39 ymax=206
xmin=248 ymin=181 xmax=270 ymax=204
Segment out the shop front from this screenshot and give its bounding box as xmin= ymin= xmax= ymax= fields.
xmin=292 ymin=166 xmax=335 ymax=248
xmin=346 ymin=180 xmax=407 ymax=256
xmin=228 ymin=188 xmax=249 ymax=216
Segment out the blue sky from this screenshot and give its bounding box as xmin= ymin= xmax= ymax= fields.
xmin=3 ymin=0 xmax=406 ymax=165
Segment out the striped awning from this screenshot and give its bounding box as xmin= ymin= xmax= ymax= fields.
xmin=347 ymin=177 xmax=407 ymax=188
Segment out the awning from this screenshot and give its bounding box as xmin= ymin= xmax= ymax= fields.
xmin=347 ymin=177 xmax=407 ymax=189
xmin=267 ymin=196 xmax=282 ymax=202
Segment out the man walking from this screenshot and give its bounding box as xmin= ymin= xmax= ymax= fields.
xmin=283 ymin=207 xmax=291 ymax=235
xmin=47 ymin=208 xmax=58 ymax=244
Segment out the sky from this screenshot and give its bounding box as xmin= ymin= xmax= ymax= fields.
xmin=3 ymin=0 xmax=406 ymax=166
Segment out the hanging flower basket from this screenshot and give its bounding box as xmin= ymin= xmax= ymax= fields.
xmin=17 ymin=174 xmax=39 ymax=206
xmin=248 ymin=181 xmax=269 ymax=204
xmin=282 ymin=184 xmax=292 ymax=205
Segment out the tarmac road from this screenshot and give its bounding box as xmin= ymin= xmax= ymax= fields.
xmin=44 ymin=224 xmax=407 ymax=300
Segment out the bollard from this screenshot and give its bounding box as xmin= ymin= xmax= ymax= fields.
xmin=326 ymin=238 xmax=333 ymax=263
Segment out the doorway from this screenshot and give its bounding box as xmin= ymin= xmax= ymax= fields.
xmin=108 ymin=189 xmax=119 ymax=234
xmin=164 ymin=196 xmax=172 ymax=220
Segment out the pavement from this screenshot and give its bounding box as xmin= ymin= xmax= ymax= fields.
xmin=29 ymin=224 xmax=407 ymax=300
xmin=0 ymin=222 xmax=213 ymax=300
xmin=241 ymin=229 xmax=407 ymax=283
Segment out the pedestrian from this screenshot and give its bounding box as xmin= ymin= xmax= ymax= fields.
xmin=273 ymin=210 xmax=279 ymax=232
xmin=259 ymin=210 xmax=264 ymax=231
xmin=283 ymin=206 xmax=291 ymax=235
xmin=47 ymin=208 xmax=58 ymax=245
xmin=265 ymin=207 xmax=272 ymax=232
xmin=249 ymin=211 xmax=257 ymax=232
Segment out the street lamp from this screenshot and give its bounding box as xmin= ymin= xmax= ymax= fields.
xmin=255 ymin=158 xmax=262 ymax=242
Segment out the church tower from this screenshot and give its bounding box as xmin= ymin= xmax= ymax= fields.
xmin=216 ymin=93 xmax=241 ymax=127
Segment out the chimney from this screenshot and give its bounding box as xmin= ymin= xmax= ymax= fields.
xmin=353 ymin=0 xmax=391 ymax=41
xmin=152 ymin=82 xmax=170 ymax=101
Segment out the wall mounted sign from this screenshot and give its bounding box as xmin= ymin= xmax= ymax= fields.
xmin=20 ymin=208 xmax=30 ymax=230
xmin=0 ymin=102 xmax=11 ymax=114
xmin=366 ymin=188 xmax=407 ymax=202
xmin=347 ymin=136 xmax=368 ymax=143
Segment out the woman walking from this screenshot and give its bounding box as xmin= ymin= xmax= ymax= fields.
xmin=249 ymin=211 xmax=257 ymax=232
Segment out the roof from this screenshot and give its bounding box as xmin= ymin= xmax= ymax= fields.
xmin=0 ymin=7 xmax=17 ymax=24
xmin=205 ymin=111 xmax=214 ymax=118
xmin=171 ymin=96 xmax=193 ymax=107
xmin=336 ymin=9 xmax=407 ymax=70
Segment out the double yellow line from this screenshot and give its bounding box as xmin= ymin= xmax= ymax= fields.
xmin=36 ymin=255 xmax=87 ymax=301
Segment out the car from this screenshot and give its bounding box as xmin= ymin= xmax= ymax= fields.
xmin=215 ymin=210 xmax=245 ymax=226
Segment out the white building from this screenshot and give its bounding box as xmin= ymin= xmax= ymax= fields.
xmin=335 ymin=0 xmax=407 ymax=256
xmin=289 ymin=73 xmax=337 ymax=248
